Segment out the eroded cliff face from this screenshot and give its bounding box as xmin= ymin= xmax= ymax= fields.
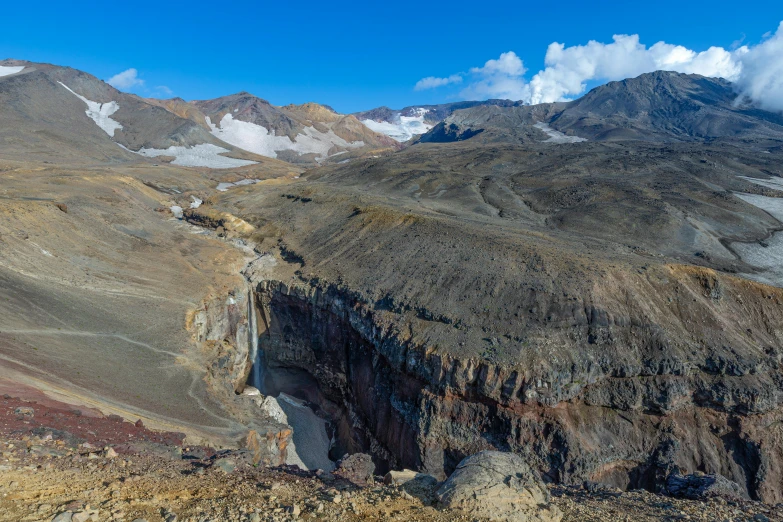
xmin=253 ymin=269 xmax=783 ymax=503
xmin=187 ymin=286 xmax=292 ymax=465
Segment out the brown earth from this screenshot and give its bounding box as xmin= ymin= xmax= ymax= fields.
xmin=2 ymin=395 xmax=780 ymax=522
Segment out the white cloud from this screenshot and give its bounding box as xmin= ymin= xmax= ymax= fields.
xmin=416 ymin=22 xmax=783 ymax=111
xmin=107 ymin=68 xmax=144 ymax=91
xmin=155 ymin=85 xmax=174 ymax=96
xmin=460 ymin=51 xmax=531 ymax=100
xmin=470 ymin=51 xmax=526 ymax=77
xmin=414 ymin=74 xmax=462 ymax=91
xmin=733 ymin=22 xmax=783 ymax=112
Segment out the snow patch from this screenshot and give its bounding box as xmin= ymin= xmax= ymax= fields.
xmin=207 ymin=114 xmax=364 ymax=160
xmin=534 ymin=122 xmax=587 ymax=143
xmin=58 ymin=82 xmax=123 ymax=137
xmin=136 ymin=143 xmax=257 ymax=169
xmin=189 ymin=195 xmax=202 ymax=209
xmin=170 ymin=205 xmax=184 ymax=219
xmin=362 ymin=108 xmax=433 ymax=142
xmin=0 ymin=65 xmax=24 ymax=77
xmin=216 ymin=178 xmax=261 ymax=192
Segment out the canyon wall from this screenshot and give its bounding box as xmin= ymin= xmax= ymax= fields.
xmin=254 ymin=275 xmax=783 ymax=503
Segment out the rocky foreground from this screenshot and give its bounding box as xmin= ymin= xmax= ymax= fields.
xmin=2 ymin=395 xmax=781 ymax=522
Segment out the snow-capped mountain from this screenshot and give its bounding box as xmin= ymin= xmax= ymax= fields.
xmin=192 ymin=93 xmax=398 ymax=165
xmin=0 ymin=59 xmax=267 ymax=168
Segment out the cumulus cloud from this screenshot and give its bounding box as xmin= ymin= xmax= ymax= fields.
xmin=470 ymin=51 xmax=526 ymax=77
xmin=460 ymin=51 xmax=531 ymax=100
xmin=107 ymin=68 xmax=144 ymax=91
xmin=415 ymin=22 xmax=783 ymax=112
xmin=733 ymin=22 xmax=783 ymax=112
xmin=414 ymin=74 xmax=462 ymax=91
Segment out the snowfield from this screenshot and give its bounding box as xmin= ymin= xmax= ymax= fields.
xmin=207 ymin=114 xmax=364 ymax=160
xmin=0 ymin=65 xmax=25 ymax=77
xmin=136 ymin=144 xmax=257 ymax=168
xmin=58 ymin=82 xmax=123 ymax=137
xmin=362 ymin=108 xmax=433 ymax=142
xmin=534 ymin=122 xmax=587 ymax=143
xmin=732 ymin=191 xmax=783 ymax=287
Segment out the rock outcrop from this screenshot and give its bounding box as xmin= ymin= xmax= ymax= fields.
xmin=436 ymin=451 xmax=562 ymax=522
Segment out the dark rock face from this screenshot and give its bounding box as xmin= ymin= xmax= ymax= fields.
xmin=418 ymin=122 xmax=484 ymax=143
xmin=254 ymin=278 xmax=783 ymax=503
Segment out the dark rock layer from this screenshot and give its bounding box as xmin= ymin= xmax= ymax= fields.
xmin=254 ymin=278 xmax=783 ymax=503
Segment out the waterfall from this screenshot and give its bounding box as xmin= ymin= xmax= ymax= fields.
xmin=247 ymin=284 xmax=262 ymax=390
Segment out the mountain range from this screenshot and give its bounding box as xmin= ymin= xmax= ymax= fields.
xmin=4 ymin=59 xmax=783 ymax=172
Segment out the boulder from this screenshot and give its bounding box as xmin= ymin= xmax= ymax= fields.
xmin=14 ymin=406 xmax=34 ymax=417
xmin=335 ymin=453 xmax=375 ymax=486
xmin=384 ymin=469 xmax=428 ymax=486
xmin=436 ymin=451 xmax=562 ymax=522
xmin=666 ymin=471 xmax=749 ymax=501
xmin=243 ymin=430 xmax=263 ymax=466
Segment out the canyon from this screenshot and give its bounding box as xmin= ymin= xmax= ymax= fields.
xmin=2 ymin=59 xmax=783 ymax=518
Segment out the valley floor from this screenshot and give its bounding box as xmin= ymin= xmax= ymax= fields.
xmin=1 ymin=394 xmax=779 ymax=522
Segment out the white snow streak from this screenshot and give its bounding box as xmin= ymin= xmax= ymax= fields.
xmin=533 ymin=122 xmax=587 ymax=143
xmin=0 ymin=65 xmax=24 ymax=77
xmin=58 ymin=82 xmax=123 ymax=137
xmin=207 ymin=114 xmax=364 ymax=160
xmin=136 ymin=143 xmax=257 ymax=169
xmin=216 ymin=178 xmax=261 ymax=191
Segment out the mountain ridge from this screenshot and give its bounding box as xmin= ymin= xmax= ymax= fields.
xmin=418 ymin=71 xmax=783 ymax=144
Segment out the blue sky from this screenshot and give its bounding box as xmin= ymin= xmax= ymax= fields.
xmin=1 ymin=1 xmax=781 ymax=112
